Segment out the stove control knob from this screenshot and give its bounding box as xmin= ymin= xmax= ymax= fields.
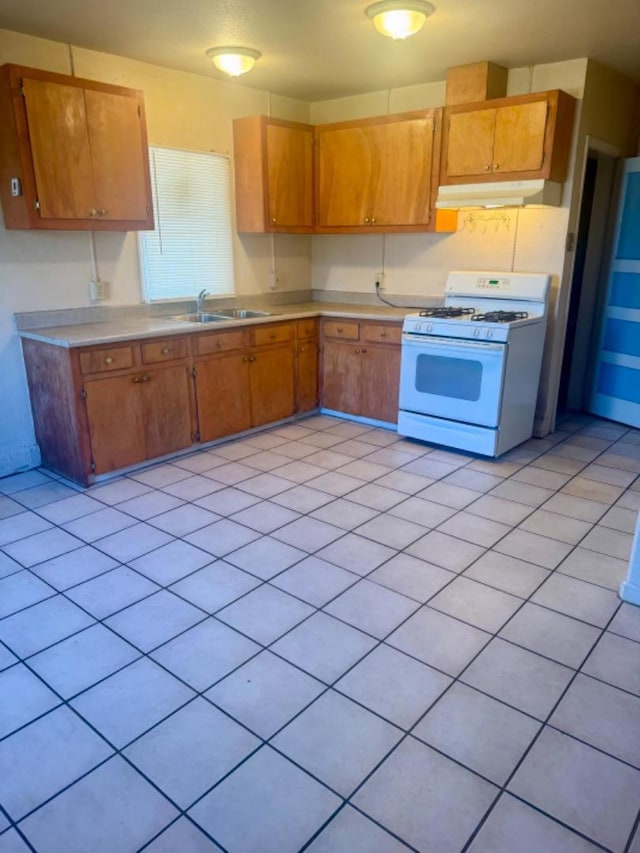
xmin=473 ymin=328 xmax=480 ymax=337
xmin=414 ymin=323 xmax=421 ymax=332
xmin=486 ymin=329 xmax=493 ymax=338
xmin=426 ymin=323 xmax=433 ymax=332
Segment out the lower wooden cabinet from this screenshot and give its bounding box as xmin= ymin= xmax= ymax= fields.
xmin=193 ymin=323 xmax=298 ymax=443
xmin=321 ymin=318 xmax=401 ymax=423
xmin=21 ymin=313 xmax=402 ymax=485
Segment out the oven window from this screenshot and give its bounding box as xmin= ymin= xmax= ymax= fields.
xmin=415 ymin=354 xmax=483 ymax=401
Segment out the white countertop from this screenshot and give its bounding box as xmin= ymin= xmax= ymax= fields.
xmin=18 ymin=301 xmax=412 ymax=347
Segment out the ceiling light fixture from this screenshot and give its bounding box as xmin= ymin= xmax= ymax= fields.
xmin=205 ymin=46 xmax=261 ymax=77
xmin=365 ymin=0 xmax=435 ymax=39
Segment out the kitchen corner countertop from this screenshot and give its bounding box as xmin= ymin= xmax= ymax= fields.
xmin=17 ymin=301 xmax=413 ymax=347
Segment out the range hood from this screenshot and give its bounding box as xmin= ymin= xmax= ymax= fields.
xmin=435 ymin=179 xmax=563 ymax=209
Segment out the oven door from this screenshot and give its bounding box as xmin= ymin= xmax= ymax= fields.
xmin=399 ymin=333 xmax=507 ymax=427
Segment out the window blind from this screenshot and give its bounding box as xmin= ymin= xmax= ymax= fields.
xmin=139 ymin=146 xmax=235 ymax=301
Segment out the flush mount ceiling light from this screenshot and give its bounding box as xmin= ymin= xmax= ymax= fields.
xmin=205 ymin=46 xmax=261 ymax=77
xmin=365 ymin=0 xmax=435 ymax=39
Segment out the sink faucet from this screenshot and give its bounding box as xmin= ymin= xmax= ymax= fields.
xmin=195 ymin=289 xmax=210 ymax=313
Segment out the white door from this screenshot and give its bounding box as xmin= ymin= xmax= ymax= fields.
xmin=589 ymin=157 xmax=640 ymax=427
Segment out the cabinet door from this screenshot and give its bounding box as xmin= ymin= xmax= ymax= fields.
xmin=370 ymin=116 xmax=434 ymax=226
xmin=316 ymin=125 xmax=372 ymax=226
xmin=85 ymin=88 xmax=152 ymax=223
xmin=322 ymin=341 xmax=361 ymax=415
xmin=195 ymin=355 xmax=251 ymax=442
xmin=22 ymin=77 xmax=95 ymax=220
xmin=267 ymin=123 xmax=313 ymax=228
xmin=249 ymin=345 xmax=296 ymax=427
xmin=296 ymin=340 xmax=319 ymax=413
xmin=140 ymin=364 xmax=193 ymax=459
xmin=445 ymin=108 xmax=496 ymax=178
xmin=84 ymin=374 xmax=146 ymax=474
xmin=360 ymin=344 xmax=401 ymax=423
xmin=492 ymin=100 xmax=548 ymax=174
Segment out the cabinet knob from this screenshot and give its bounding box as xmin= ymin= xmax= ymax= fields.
xmin=104 ymin=356 xmax=113 ymax=364
xmin=269 ymin=332 xmax=276 ymax=340
xmin=361 ymin=348 xmax=367 ymax=354
xmin=89 ymin=208 xmax=98 ymax=216
xmin=355 ymin=348 xmax=360 ymax=354
xmin=337 ymin=327 xmax=343 ymax=333
xmin=132 ymin=376 xmax=140 ymax=383
xmin=364 ymin=217 xmax=370 ymax=224
xmin=371 ymin=218 xmax=376 ymax=224
xmin=271 ymin=217 xmax=277 ymax=224
xmin=141 ymin=374 xmax=150 ymax=382
xmin=484 ymin=165 xmax=491 ymax=171
xmin=299 ymin=346 xmax=305 ymax=353
xmin=162 ymin=347 xmax=169 ymax=355
xmin=242 ymin=356 xmax=249 ymax=363
xmin=380 ymin=331 xmax=386 ymax=338
xmin=493 ymin=164 xmax=499 ymax=170
xmin=216 ymin=340 xmax=223 ymax=349
xmin=97 ymin=209 xmax=108 ymax=216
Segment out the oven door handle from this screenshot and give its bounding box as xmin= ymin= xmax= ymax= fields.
xmin=402 ymin=334 xmax=505 ymax=353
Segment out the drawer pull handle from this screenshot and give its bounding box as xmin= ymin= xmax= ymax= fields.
xmin=337 ymin=327 xmax=343 ymax=333
xmin=270 ymin=333 xmax=276 ymax=340
xmin=380 ymin=331 xmax=387 ymax=338
xmin=104 ymin=356 xmax=113 ymax=364
xmin=162 ymin=347 xmax=169 ymax=355
xmin=361 ymin=348 xmax=367 ymax=354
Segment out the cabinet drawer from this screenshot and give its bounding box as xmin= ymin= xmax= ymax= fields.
xmin=296 ymin=319 xmax=318 ymax=340
xmin=196 ymin=330 xmax=245 ymax=356
xmin=323 ymin=320 xmax=360 ymax=341
xmin=141 ymin=338 xmax=187 ymax=364
xmin=79 ymin=346 xmax=134 ymax=375
xmin=362 ymin=324 xmax=402 ymax=345
xmin=251 ymin=323 xmax=293 ymax=347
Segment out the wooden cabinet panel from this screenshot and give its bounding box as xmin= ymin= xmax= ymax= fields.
xmin=296 ymin=339 xmax=319 ymax=413
xmin=251 ymin=322 xmax=293 ymax=347
xmin=0 ymin=64 xmax=153 ymax=231
xmin=322 ymin=340 xmax=362 ymax=416
xmin=362 ymin=323 xmax=402 ymax=345
xmin=79 ymin=346 xmax=134 ymax=375
xmin=442 ymin=90 xmax=576 ymax=185
xmin=446 ymin=108 xmax=496 ymax=178
xmin=85 ymin=373 xmax=146 ymax=474
xmin=196 ymin=329 xmax=245 ymax=356
xmin=360 ymin=345 xmax=401 ymax=423
xmin=22 ymin=78 xmax=95 ymax=220
xmin=195 ymin=354 xmax=251 ymax=442
xmin=140 ymin=364 xmax=193 ymax=459
xmin=323 ymin=321 xmax=359 ymax=341
xmin=316 ymin=125 xmax=372 ymax=227
xmin=493 ymin=100 xmax=548 ymax=174
xmin=141 ymin=338 xmax=187 ymax=364
xmin=266 ymin=123 xmax=313 ymax=228
xmin=85 ymin=88 xmax=151 ymax=223
xmin=233 ymin=115 xmax=314 ymax=233
xmin=297 ymin=319 xmax=317 ymax=340
xmin=250 ymin=345 xmax=296 ymax=427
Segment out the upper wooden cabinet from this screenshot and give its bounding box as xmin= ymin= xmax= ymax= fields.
xmin=315 ymin=110 xmax=454 ymax=233
xmin=233 ymin=115 xmax=314 ymax=233
xmin=0 ymin=64 xmax=154 ymax=230
xmin=441 ymin=90 xmax=576 ymax=184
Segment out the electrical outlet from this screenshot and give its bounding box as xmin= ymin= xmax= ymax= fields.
xmin=268 ymin=270 xmax=279 ymax=290
xmin=374 ymin=272 xmax=384 ymax=291
xmin=89 ymin=279 xmax=106 ymax=301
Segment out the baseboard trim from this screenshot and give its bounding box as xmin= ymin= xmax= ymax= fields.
xmin=0 ymin=444 xmax=41 ymax=478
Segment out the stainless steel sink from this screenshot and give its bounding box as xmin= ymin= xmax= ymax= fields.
xmin=210 ymin=309 xmax=272 ymax=319
xmin=170 ymin=313 xmax=226 ymax=323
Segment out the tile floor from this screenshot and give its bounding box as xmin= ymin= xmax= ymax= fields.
xmin=1 ymin=413 xmax=640 ymax=852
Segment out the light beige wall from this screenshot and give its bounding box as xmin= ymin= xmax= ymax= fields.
xmin=0 ymin=28 xmax=312 ymax=475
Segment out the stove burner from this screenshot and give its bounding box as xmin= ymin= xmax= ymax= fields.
xmin=419 ymin=307 xmax=476 ymax=319
xmin=471 ymin=311 xmax=529 ymax=324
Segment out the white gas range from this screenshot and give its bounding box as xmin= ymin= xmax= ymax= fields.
xmin=397 ymin=271 xmax=551 ymax=456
